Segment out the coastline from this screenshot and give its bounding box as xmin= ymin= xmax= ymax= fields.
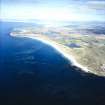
xmin=10 ymin=33 xmax=94 ymax=74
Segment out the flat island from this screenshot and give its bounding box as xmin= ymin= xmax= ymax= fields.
xmin=10 ymin=25 xmax=105 ymax=76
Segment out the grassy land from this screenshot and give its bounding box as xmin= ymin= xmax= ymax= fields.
xmin=53 ymin=34 xmax=105 ymax=76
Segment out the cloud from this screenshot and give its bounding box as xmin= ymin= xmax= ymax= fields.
xmin=1 ymin=0 xmax=39 ymax=5
xmin=87 ymin=1 xmax=105 ymax=10
xmin=1 ymin=0 xmax=105 ymax=21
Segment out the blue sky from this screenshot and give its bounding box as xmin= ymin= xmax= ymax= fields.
xmin=1 ymin=0 xmax=105 ymax=21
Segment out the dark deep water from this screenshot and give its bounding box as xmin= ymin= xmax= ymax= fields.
xmin=0 ymin=22 xmax=105 ymax=105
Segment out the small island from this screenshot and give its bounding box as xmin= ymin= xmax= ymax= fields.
xmin=10 ymin=25 xmax=105 ymax=76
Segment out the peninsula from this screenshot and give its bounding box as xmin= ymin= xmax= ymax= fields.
xmin=10 ymin=25 xmax=105 ymax=76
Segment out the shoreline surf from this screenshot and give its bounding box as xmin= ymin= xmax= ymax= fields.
xmin=10 ymin=33 xmax=93 ymax=74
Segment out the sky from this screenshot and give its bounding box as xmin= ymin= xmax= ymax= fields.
xmin=1 ymin=0 xmax=105 ymax=21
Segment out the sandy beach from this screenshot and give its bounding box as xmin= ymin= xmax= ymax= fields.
xmin=10 ymin=33 xmax=94 ymax=74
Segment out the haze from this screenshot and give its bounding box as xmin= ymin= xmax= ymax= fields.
xmin=1 ymin=0 xmax=105 ymax=22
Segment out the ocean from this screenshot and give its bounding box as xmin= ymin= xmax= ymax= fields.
xmin=0 ymin=22 xmax=105 ymax=105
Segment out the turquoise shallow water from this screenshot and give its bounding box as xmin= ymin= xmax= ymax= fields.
xmin=1 ymin=22 xmax=105 ymax=105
